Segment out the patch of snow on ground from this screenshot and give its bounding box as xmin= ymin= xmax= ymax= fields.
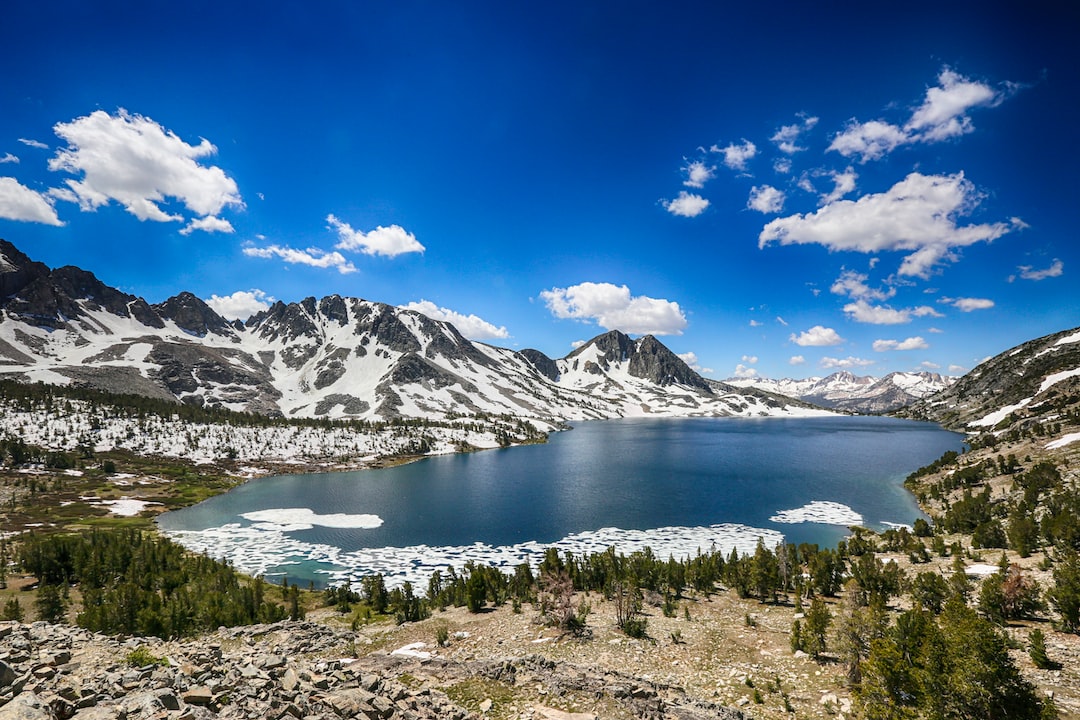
xmin=1047 ymin=432 xmax=1080 ymax=450
xmin=968 ymin=397 xmax=1032 ymax=428
xmin=964 ymin=563 xmax=999 ymax=577
xmin=769 ymin=501 xmax=863 ymax=526
xmin=1055 ymin=330 xmax=1080 ymax=346
xmin=1040 ymin=367 xmax=1080 ymax=394
xmin=390 ymin=642 xmax=434 ymax=659
xmin=100 ymin=498 xmax=161 ymax=516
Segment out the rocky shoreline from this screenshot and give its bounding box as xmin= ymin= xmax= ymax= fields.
xmin=0 ymin=620 xmax=746 ymax=720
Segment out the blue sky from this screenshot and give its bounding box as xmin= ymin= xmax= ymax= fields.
xmin=1 ymin=1 xmax=1076 ymax=380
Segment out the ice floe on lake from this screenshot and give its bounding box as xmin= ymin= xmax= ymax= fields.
xmin=159 ymin=520 xmax=784 ymax=590
xmin=240 ymin=508 xmax=384 ymax=531
xmin=769 ymin=501 xmax=863 ymax=526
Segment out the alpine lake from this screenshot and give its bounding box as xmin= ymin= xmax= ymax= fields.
xmin=156 ymin=416 xmax=965 ymax=589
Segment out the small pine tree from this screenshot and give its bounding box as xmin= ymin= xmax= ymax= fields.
xmin=1028 ymin=629 xmax=1056 ymax=670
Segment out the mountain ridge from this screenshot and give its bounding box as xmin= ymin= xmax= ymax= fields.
xmin=0 ymin=240 xmax=824 ymax=424
xmin=726 ymin=370 xmax=956 ymax=413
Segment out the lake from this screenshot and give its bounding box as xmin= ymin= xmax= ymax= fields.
xmin=156 ymin=416 xmax=964 ymax=588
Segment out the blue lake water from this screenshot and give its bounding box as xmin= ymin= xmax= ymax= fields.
xmin=156 ymin=416 xmax=963 ymax=588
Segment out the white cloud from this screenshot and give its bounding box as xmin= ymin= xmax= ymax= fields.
xmin=749 ymin=319 xmax=763 ymax=327
xmin=921 ymin=361 xmax=941 ymax=370
xmin=948 ymin=364 xmax=967 ymax=374
xmin=747 ymin=185 xmax=785 ymax=214
xmin=773 ymin=158 xmax=792 ymax=174
xmin=663 ymin=191 xmax=709 ymax=218
xmin=733 ymin=363 xmax=759 ymax=379
xmin=905 ymin=68 xmax=1000 ymax=141
xmin=570 ymin=340 xmax=587 ymax=349
xmin=243 ymin=244 xmax=357 ymax=274
xmin=830 ymin=269 xmax=895 ymax=302
xmin=712 ymin=139 xmax=757 ymax=171
xmin=402 ymin=300 xmax=509 ymax=340
xmin=796 ymin=175 xmax=815 ymax=194
xmin=678 ymin=352 xmax=713 ymax=375
xmin=741 ymin=355 xmax=758 ymax=364
xmin=180 ymin=215 xmax=234 ymax=236
xmin=759 ymin=172 xmax=1016 ymax=278
xmin=205 ymin=289 xmax=275 ymax=320
xmin=682 ymin=160 xmax=715 ymax=188
xmin=789 ymin=355 xmax=806 ymax=365
xmin=775 ymin=316 xmax=788 ymax=326
xmin=828 ymin=120 xmax=908 ymax=163
xmin=843 ymin=299 xmax=942 ymax=325
xmin=820 ymin=167 xmax=857 ymax=204
xmin=872 ymin=336 xmax=929 ymax=352
xmin=928 ymin=327 xmax=944 ymax=333
xmin=540 ymin=281 xmax=688 ymax=336
xmin=1015 ymin=259 xmax=1063 ymax=281
xmin=829 ymin=68 xmax=1008 ymax=162
xmin=771 ymin=115 xmax=819 ymax=154
xmin=820 ymin=356 xmax=875 ymax=369
xmin=0 ymin=177 xmax=64 ymax=226
xmin=943 ymin=296 xmax=994 ymax=312
xmin=48 ymin=109 xmax=242 ymax=225
xmin=0 ymin=153 xmax=18 ymax=164
xmin=326 ymin=214 xmax=424 ymax=257
xmin=790 ymin=325 xmax=844 ymax=347
xmin=18 ymin=138 xmax=49 ymax=149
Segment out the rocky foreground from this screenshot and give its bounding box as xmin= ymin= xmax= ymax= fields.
xmin=0 ymin=620 xmax=745 ymax=720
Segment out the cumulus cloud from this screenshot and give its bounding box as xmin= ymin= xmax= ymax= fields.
xmin=943 ymin=296 xmax=994 ymax=312
xmin=402 ymin=300 xmax=509 ymax=340
xmin=678 ymin=351 xmax=713 ymax=375
xmin=540 ymin=282 xmax=688 ymax=336
xmin=204 ymin=289 xmax=275 ymax=320
xmin=843 ymin=299 xmax=942 ymax=325
xmin=0 ymin=177 xmax=64 ymax=225
xmin=741 ymin=355 xmax=758 ymax=364
xmin=948 ymin=364 xmax=967 ymax=374
xmin=790 ymin=325 xmax=844 ymax=347
xmin=243 ymin=244 xmax=357 ymax=274
xmin=873 ymin=336 xmax=929 ymax=352
xmin=682 ymin=160 xmax=715 ymax=188
xmin=48 ymin=109 xmax=242 ymax=226
xmin=733 ymin=364 xmax=759 ymax=379
xmin=0 ymin=153 xmax=18 ymax=164
xmin=747 ymin=185 xmax=785 ymax=214
xmin=712 ymin=139 xmax=757 ymax=171
xmin=663 ymin=191 xmax=709 ymax=217
xmin=326 ymin=214 xmax=424 ymax=257
xmin=905 ymin=68 xmax=1001 ymax=141
xmin=759 ymin=172 xmax=1017 ymax=278
xmin=821 ymin=356 xmax=875 ymax=369
xmin=180 ymin=215 xmax=234 ymax=236
xmin=921 ymin=361 xmax=941 ymax=370
xmin=820 ymin=167 xmax=857 ymax=204
xmin=830 ymin=269 xmax=895 ymax=302
xmin=771 ymin=115 xmax=819 ymax=154
xmin=1013 ymin=259 xmax=1063 ymax=282
xmin=789 ymin=355 xmax=806 ymax=365
xmin=829 ymin=68 xmax=1008 ymax=162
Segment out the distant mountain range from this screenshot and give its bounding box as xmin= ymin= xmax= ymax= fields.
xmin=726 ymin=371 xmax=956 ymax=414
xmin=0 ymin=240 xmax=822 ymax=424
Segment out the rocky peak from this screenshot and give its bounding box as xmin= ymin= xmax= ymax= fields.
xmin=0 ymin=239 xmax=50 ymax=300
xmin=570 ymin=329 xmax=636 ymax=364
xmin=628 ymin=334 xmax=711 ymax=391
xmin=154 ymin=292 xmax=232 ymax=337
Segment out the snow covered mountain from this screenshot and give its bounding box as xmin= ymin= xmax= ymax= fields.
xmin=726 ymin=370 xmax=956 ymax=414
xmin=899 ymin=325 xmax=1080 ymax=431
xmin=0 ymin=240 xmax=823 ymax=425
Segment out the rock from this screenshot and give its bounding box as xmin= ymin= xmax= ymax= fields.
xmin=183 ymin=686 xmax=214 ymax=706
xmin=0 ymin=692 xmax=54 ymax=720
xmin=0 ymin=661 xmax=16 ymax=689
xmin=478 ymin=698 xmax=493 ymax=713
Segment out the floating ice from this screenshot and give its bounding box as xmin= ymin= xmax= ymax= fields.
xmin=240 ymin=508 xmax=383 ymax=530
xmin=159 ymin=521 xmax=784 ymax=590
xmin=769 ymin=501 xmax=862 ymax=526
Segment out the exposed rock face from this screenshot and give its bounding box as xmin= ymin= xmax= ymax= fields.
xmin=0 ymin=620 xmax=746 ymax=720
xmin=729 ymin=370 xmax=957 ymax=414
xmin=154 ymin=293 xmax=232 ymax=337
xmin=519 ymin=349 xmax=559 ymax=382
xmin=628 ymin=335 xmax=711 ymax=392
